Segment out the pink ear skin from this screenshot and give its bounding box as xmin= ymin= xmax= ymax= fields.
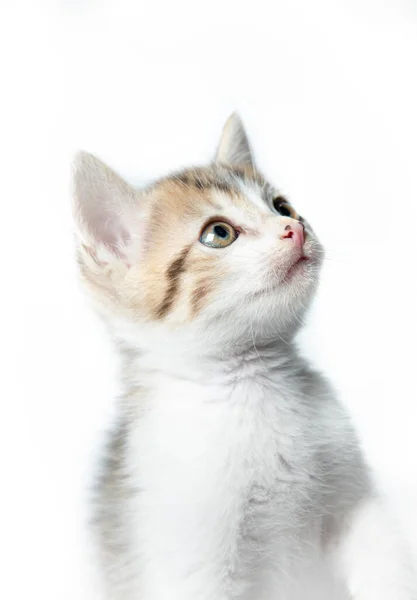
xmin=82 ymin=244 xmax=133 ymax=269
xmin=82 ymin=244 xmax=109 ymax=267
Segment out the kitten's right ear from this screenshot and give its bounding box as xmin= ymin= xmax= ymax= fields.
xmin=215 ymin=113 xmax=255 ymax=167
xmin=72 ymin=151 xmax=142 ymax=266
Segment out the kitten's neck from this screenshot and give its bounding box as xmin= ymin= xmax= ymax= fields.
xmin=118 ymin=336 xmax=301 ymax=388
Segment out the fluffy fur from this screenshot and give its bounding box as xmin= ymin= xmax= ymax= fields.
xmin=73 ymin=114 xmax=416 ymax=599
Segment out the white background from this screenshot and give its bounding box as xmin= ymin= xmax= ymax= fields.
xmin=1 ymin=0 xmax=417 ymax=598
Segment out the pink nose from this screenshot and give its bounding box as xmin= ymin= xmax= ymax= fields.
xmin=280 ymin=221 xmax=305 ymax=248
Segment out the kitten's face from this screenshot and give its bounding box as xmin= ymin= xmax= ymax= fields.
xmin=73 ymin=115 xmax=323 ymax=350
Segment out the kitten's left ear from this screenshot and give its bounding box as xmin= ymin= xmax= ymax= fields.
xmin=72 ymin=151 xmax=142 ymax=266
xmin=215 ymin=112 xmax=255 ymax=167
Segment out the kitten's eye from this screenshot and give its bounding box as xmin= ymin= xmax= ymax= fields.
xmin=200 ymin=221 xmax=238 ymax=248
xmin=273 ymin=197 xmax=297 ymax=219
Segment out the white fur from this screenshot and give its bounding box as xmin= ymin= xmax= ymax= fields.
xmin=331 ymin=496 xmax=416 ymax=600
xmin=105 ymin=332 xmax=416 ymax=599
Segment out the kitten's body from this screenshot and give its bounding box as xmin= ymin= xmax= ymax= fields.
xmin=73 ymin=115 xmax=416 ymax=599
xmin=96 ymin=344 xmax=364 ymax=599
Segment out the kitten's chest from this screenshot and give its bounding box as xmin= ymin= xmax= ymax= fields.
xmin=128 ymin=376 xmax=312 ymax=500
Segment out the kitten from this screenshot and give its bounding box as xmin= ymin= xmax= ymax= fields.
xmin=72 ymin=114 xmax=416 ymax=600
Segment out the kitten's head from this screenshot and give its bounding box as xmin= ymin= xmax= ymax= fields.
xmin=73 ymin=114 xmax=323 ymax=354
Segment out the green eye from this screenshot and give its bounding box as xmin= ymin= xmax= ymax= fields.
xmin=200 ymin=221 xmax=238 ymax=248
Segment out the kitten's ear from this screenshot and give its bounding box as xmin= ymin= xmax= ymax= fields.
xmin=72 ymin=151 xmax=141 ymax=266
xmin=215 ymin=113 xmax=254 ymax=167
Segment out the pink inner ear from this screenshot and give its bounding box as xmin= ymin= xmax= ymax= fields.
xmin=89 ymin=213 xmax=131 ymax=260
xmin=82 ymin=244 xmax=109 ymax=267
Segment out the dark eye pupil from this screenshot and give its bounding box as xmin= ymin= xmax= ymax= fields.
xmin=273 ymin=200 xmax=291 ymax=217
xmin=214 ymin=225 xmax=228 ymax=238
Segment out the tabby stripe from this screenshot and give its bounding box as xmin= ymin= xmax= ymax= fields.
xmin=191 ymin=279 xmax=211 ymax=317
xmin=155 ymin=246 xmax=190 ymax=319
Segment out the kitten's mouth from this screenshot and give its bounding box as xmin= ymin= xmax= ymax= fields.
xmin=284 ymin=255 xmax=309 ymax=280
xmin=284 ymin=240 xmax=323 ymax=282
xmin=252 ymin=255 xmax=313 ymax=300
